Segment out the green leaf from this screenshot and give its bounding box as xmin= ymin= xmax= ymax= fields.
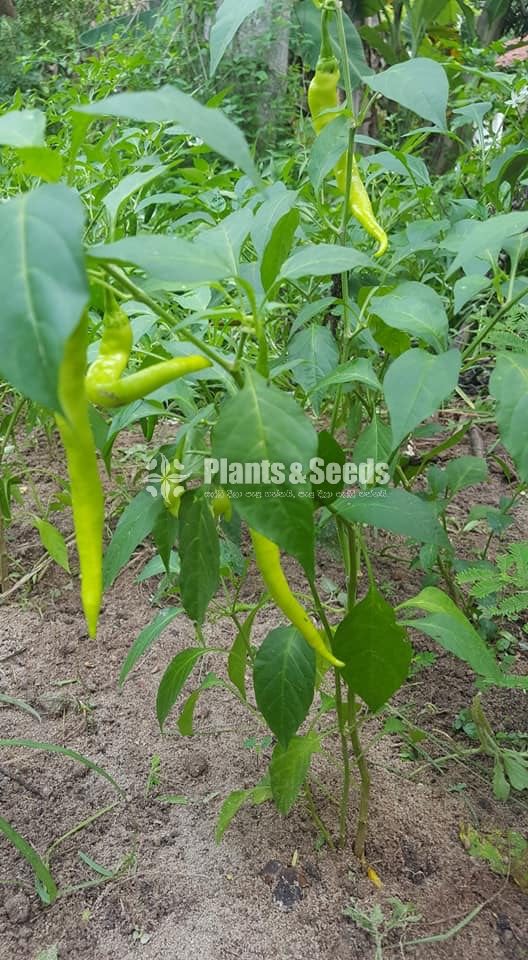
xmin=445 ymin=456 xmax=488 ymax=495
xmin=33 ymin=518 xmax=70 ymax=573
xmin=269 ymin=733 xmax=321 ymax=815
xmin=156 ymin=648 xmax=205 ymax=730
xmin=178 ymin=674 xmax=223 ymax=736
xmin=119 ymin=608 xmax=182 ymax=686
xmin=0 ymin=184 xmax=88 ymax=411
xmin=352 ymin=416 xmax=393 ymax=478
xmin=0 ymin=109 xmax=46 ymax=147
xmin=261 ymin=208 xmax=299 ymax=292
xmin=384 ymin=349 xmax=461 ymax=449
xmin=398 ymin=587 xmax=503 ymax=682
xmin=253 ymin=627 xmax=316 ymax=747
xmin=288 ymin=325 xmax=339 ymax=413
xmin=0 ymin=694 xmax=41 ymax=722
xmin=281 ymin=244 xmax=373 ymax=280
xmin=179 ymin=494 xmax=220 ymax=624
xmin=251 ymin=183 xmax=298 ymax=258
xmin=211 ymin=370 xmax=318 ymax=575
xmin=334 ymin=586 xmax=412 ymax=711
xmin=210 ymin=0 xmax=266 ymax=75
xmin=0 ymin=817 xmax=57 ymax=905
xmin=311 ymin=357 xmax=382 ymax=395
xmin=446 ymin=212 xmax=528 ymax=278
xmin=90 ymin=234 xmax=236 ymax=284
xmin=103 ymin=164 xmax=167 ymax=233
xmin=0 ymin=739 xmax=123 ymax=794
xmin=332 ymin=488 xmax=446 ymax=544
xmin=489 ymin=353 xmax=528 ymax=482
xmin=15 ymin=146 xmax=63 ymax=183
xmin=371 ymin=282 xmax=448 ymax=352
xmin=453 ymin=275 xmax=491 ymax=313
xmin=364 ymin=59 xmax=448 ymax=130
xmin=215 ymin=777 xmax=272 ymax=843
xmin=312 ymin=430 xmax=346 ymax=507
xmin=103 ymin=490 xmax=165 ymax=589
xmin=228 ymin=609 xmax=260 ymax=701
xmin=76 ymin=86 xmax=261 ymax=186
xmin=308 ymin=114 xmax=348 ymax=192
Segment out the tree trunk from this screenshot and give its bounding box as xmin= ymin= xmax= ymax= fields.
xmin=0 ymin=0 xmax=16 ymax=18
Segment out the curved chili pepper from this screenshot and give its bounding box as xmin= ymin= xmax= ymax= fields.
xmin=250 ymin=528 xmax=344 ymax=668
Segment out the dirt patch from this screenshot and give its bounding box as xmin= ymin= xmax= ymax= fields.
xmin=0 ymin=430 xmax=527 ymax=960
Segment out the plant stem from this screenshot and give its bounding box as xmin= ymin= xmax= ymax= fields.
xmin=304 ymin=783 xmax=336 ymax=851
xmin=334 ymin=670 xmax=351 ymax=847
xmin=347 ymin=693 xmax=370 ymax=860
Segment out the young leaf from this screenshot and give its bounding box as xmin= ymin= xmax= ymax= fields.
xmin=178 ymin=674 xmax=223 ymax=736
xmin=0 ymin=817 xmax=58 ymax=905
xmin=333 ymin=586 xmax=412 ymax=711
xmin=261 ymin=208 xmax=299 ymax=293
xmin=179 ymin=494 xmax=220 ymax=625
xmin=215 ymin=777 xmax=271 ymax=843
xmin=103 ymin=490 xmax=165 ymax=589
xmin=253 ymin=626 xmax=316 ymax=748
xmin=444 ymin=456 xmax=488 ymax=495
xmin=0 ymin=739 xmax=123 ymax=794
xmin=288 ymin=325 xmax=339 ymax=414
xmin=269 ymin=733 xmax=321 ymax=815
xmin=384 ymin=348 xmax=461 ymax=449
xmin=33 ymin=518 xmax=70 ymax=573
xmin=156 ymin=648 xmax=205 ymax=730
xmin=119 ymin=608 xmax=182 ymax=686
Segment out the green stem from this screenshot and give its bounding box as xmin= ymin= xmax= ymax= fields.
xmin=103 ymin=264 xmax=242 ymax=385
xmin=347 ymin=693 xmax=370 ymax=860
xmin=334 ymin=670 xmax=351 ymax=847
xmin=304 ymin=783 xmax=336 ymax=851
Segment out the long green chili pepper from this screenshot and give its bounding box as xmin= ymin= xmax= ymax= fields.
xmin=55 ymin=315 xmax=104 ymax=638
xmin=85 ymin=294 xmax=211 ymax=408
xmin=307 ymin=7 xmax=388 ymax=257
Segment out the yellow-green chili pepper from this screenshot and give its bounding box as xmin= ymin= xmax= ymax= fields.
xmin=55 ymin=315 xmax=104 ymax=637
xmin=85 ymin=294 xmax=212 ymax=407
xmin=307 ymin=7 xmax=388 ymax=257
xmin=211 ymin=488 xmax=232 ymax=522
xmin=250 ymin=528 xmax=344 ymax=668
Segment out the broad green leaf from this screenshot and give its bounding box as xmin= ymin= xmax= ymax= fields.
xmin=489 ymin=354 xmax=528 ymax=482
xmin=90 ymin=234 xmax=235 ymax=284
xmin=34 ymin=518 xmax=70 ymax=573
xmin=312 ymin=430 xmax=346 ymax=507
xmin=384 ymin=349 xmax=461 ymax=448
xmin=288 ymin=325 xmax=339 ymax=413
xmin=334 ymin=586 xmax=412 ymax=711
xmin=269 ymin=733 xmax=321 ymax=815
xmin=0 ymin=109 xmax=46 ymax=148
xmin=367 ymin=151 xmax=430 ymax=187
xmin=281 ymin=244 xmax=373 ymax=280
xmin=454 ymin=275 xmax=491 ymax=313
xmin=253 ymin=627 xmax=316 ymax=747
xmin=200 ymin=208 xmax=254 ymax=276
xmin=364 ymin=59 xmax=448 ymax=130
xmin=312 ymin=358 xmax=382 ymax=395
xmin=103 ymin=164 xmax=167 ymax=233
xmin=156 ymin=648 xmax=205 ymax=730
xmin=103 ymin=490 xmax=165 ymax=589
xmin=211 ymin=370 xmax=318 ymax=575
xmin=179 ymin=494 xmax=220 ymax=624
xmin=0 ymin=184 xmax=88 ymax=411
xmin=332 ymin=488 xmax=446 ymax=544
xmin=228 ymin=607 xmax=260 ymax=701
xmin=0 ymin=817 xmax=57 ymax=905
xmin=446 ymin=212 xmax=528 ymax=278
xmin=445 ymin=456 xmax=488 ymax=495
xmin=215 ymin=777 xmax=271 ymax=843
xmin=76 ymin=86 xmax=261 ymax=185
xmin=261 ymin=208 xmax=299 ymax=292
xmin=371 ymin=282 xmax=448 ymax=351
xmin=352 ymin=416 xmax=393 ymax=478
xmin=398 ymin=588 xmax=505 ymax=683
xmin=0 ymin=739 xmax=123 ymax=794
xmin=210 ymin=0 xmax=266 ymax=75
xmin=119 ymin=608 xmax=182 ymax=686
